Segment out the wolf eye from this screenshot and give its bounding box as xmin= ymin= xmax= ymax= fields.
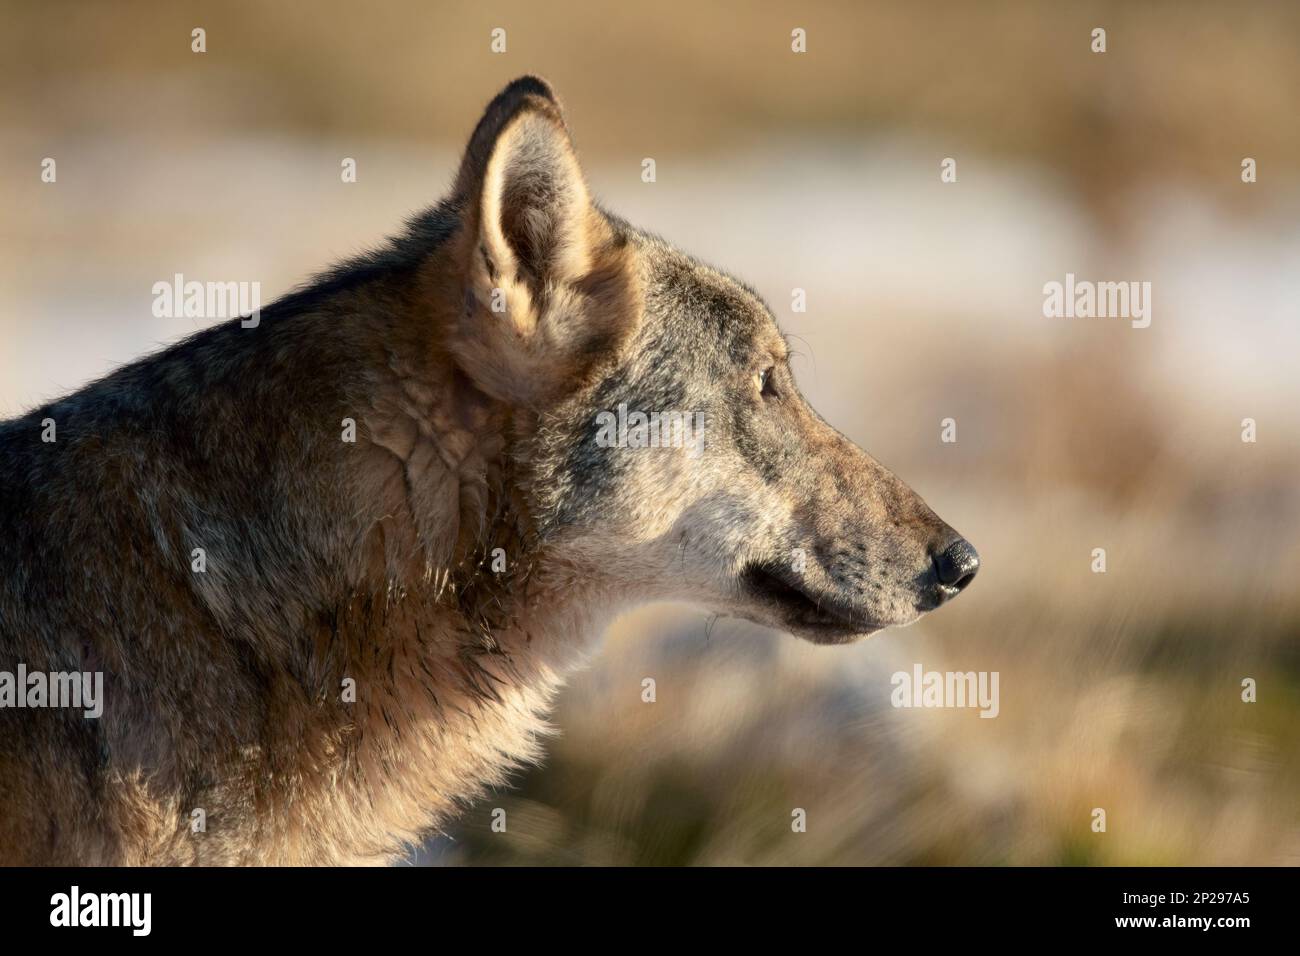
xmin=757 ymin=366 xmax=778 ymax=398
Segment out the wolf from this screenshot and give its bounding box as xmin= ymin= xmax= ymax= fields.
xmin=0 ymin=77 xmax=978 ymax=865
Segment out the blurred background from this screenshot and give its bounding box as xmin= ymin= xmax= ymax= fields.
xmin=2 ymin=1 xmax=1297 ymax=864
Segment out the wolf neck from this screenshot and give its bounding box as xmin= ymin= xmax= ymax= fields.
xmin=298 ymin=286 xmax=621 ymax=863
xmin=116 ymin=237 xmax=631 ymax=863
xmin=317 ymin=535 xmax=618 ymax=864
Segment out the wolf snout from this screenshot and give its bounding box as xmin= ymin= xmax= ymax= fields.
xmin=931 ymin=536 xmax=980 ymax=599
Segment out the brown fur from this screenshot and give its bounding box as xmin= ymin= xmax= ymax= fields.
xmin=0 ymin=77 xmax=975 ymax=865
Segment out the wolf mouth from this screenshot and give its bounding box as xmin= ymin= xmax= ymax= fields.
xmin=740 ymin=562 xmax=882 ymax=643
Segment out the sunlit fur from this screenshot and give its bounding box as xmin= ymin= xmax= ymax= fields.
xmin=0 ymin=77 xmax=967 ymax=864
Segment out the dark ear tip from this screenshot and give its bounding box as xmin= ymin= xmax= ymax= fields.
xmin=498 ymin=75 xmax=557 ymax=105
xmin=456 ymin=76 xmax=567 ymax=196
xmin=484 ymin=76 xmax=561 ymax=125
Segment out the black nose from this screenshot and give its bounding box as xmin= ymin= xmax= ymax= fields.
xmin=934 ymin=538 xmax=980 ymax=592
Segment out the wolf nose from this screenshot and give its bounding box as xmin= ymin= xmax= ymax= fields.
xmin=933 ymin=538 xmax=980 ymax=593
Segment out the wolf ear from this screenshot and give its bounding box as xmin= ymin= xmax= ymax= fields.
xmin=457 ymin=76 xmax=594 ymax=293
xmin=451 ymin=77 xmax=638 ymax=405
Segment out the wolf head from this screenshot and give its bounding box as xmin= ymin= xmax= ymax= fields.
xmin=444 ymin=77 xmax=977 ymax=644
